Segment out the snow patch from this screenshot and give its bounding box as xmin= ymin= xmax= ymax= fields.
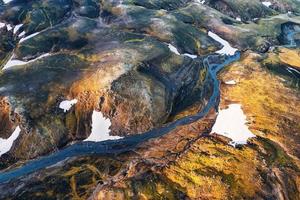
xmin=262 ymin=1 xmax=272 ymax=7
xmin=19 ymin=31 xmax=40 ymax=43
xmin=0 ymin=126 xmax=21 ymax=156
xmin=195 ymin=0 xmax=205 ymax=4
xmin=184 ymin=53 xmax=197 ymax=59
xmin=166 ymin=43 xmax=198 ymax=58
xmin=2 ymin=53 xmax=50 ymax=70
xmin=0 ymin=22 xmax=5 ymax=28
xmin=2 ymin=54 xmax=27 ymax=70
xmin=0 ymin=23 xmax=13 ymax=31
xmin=225 ymin=80 xmax=237 ymax=85
xmin=18 ymin=31 xmax=25 ymax=37
xmin=59 ymin=99 xmax=78 ymax=112
xmin=208 ymin=31 xmax=238 ymax=56
xmin=167 ymin=43 xmax=180 ymax=55
xmin=84 ymin=111 xmax=122 ymax=142
xmin=3 ymin=0 xmax=13 ymax=4
xmin=6 ymin=24 xmax=12 ymax=31
xmin=211 ymin=104 xmax=255 ymax=146
xmin=13 ymin=24 xmax=23 ymax=34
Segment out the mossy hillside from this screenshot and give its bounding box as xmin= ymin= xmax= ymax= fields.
xmin=0 ymin=12 xmax=211 ymax=159
xmin=0 ymin=27 xmax=14 ymax=69
xmin=123 ymin=0 xmax=190 ymax=11
xmin=263 ymin=47 xmax=300 ymax=87
xmin=0 ymin=156 xmax=123 ymax=200
xmin=205 ymin=0 xmax=276 ymax=21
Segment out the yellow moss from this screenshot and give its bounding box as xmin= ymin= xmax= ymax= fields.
xmin=70 ymin=175 xmax=82 ymax=200
xmin=169 ymin=102 xmax=203 ymax=121
xmin=124 ymin=38 xmax=145 ymax=43
xmin=164 ymin=138 xmax=261 ymax=199
xmin=219 ymin=51 xmax=300 ymax=160
xmin=277 ymin=47 xmax=300 ymax=69
xmin=64 ymin=167 xmax=82 ymax=177
xmin=156 ymin=183 xmax=165 ymax=195
xmin=86 ymin=164 xmax=103 ymax=178
xmin=46 ymin=190 xmax=54 ymax=196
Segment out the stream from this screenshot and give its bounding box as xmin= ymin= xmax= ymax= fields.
xmin=1 ymin=23 xmax=299 ymax=184
xmin=0 ymin=50 xmax=240 ymax=183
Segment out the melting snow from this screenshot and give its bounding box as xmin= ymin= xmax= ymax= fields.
xmin=19 ymin=31 xmax=40 ymax=43
xmin=184 ymin=53 xmax=197 ymax=59
xmin=211 ymin=104 xmax=255 ymax=146
xmin=262 ymin=1 xmax=272 ymax=7
xmin=166 ymin=43 xmax=198 ymax=58
xmin=2 ymin=53 xmax=50 ymax=70
xmin=0 ymin=23 xmax=13 ymax=31
xmin=18 ymin=31 xmax=25 ymax=37
xmin=167 ymin=43 xmax=180 ymax=55
xmin=225 ymin=80 xmax=237 ymax=85
xmin=59 ymin=99 xmax=78 ymax=112
xmin=208 ymin=31 xmax=238 ymax=56
xmin=13 ymin=24 xmax=23 ymax=34
xmin=195 ymin=0 xmax=205 ymax=4
xmin=84 ymin=111 xmax=122 ymax=142
xmin=0 ymin=126 xmax=21 ymax=156
xmin=3 ymin=0 xmax=13 ymax=3
xmin=2 ymin=54 xmax=27 ymax=70
xmin=6 ymin=24 xmax=12 ymax=31
xmin=0 ymin=22 xmax=5 ymax=28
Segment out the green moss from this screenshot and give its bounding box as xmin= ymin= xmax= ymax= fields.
xmin=257 ymin=137 xmax=299 ymax=170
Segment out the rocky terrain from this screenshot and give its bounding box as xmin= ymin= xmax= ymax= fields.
xmin=0 ymin=0 xmax=299 ymax=199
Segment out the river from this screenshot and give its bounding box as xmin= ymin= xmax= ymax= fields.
xmin=0 ymin=49 xmax=241 ymax=183
xmin=1 ymin=22 xmax=300 ymax=184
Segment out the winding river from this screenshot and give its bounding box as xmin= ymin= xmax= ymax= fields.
xmin=0 ymin=49 xmax=240 ymax=183
xmin=1 ymin=23 xmax=299 ymax=184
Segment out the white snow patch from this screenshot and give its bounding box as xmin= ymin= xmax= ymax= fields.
xmin=208 ymin=31 xmax=238 ymax=56
xmin=166 ymin=44 xmax=198 ymax=59
xmin=225 ymin=80 xmax=237 ymax=85
xmin=18 ymin=31 xmax=25 ymax=37
xmin=0 ymin=126 xmax=21 ymax=156
xmin=59 ymin=99 xmax=78 ymax=112
xmin=262 ymin=1 xmax=272 ymax=7
xmin=84 ymin=111 xmax=122 ymax=142
xmin=0 ymin=23 xmax=13 ymax=31
xmin=6 ymin=24 xmax=12 ymax=31
xmin=0 ymin=22 xmax=5 ymax=28
xmin=19 ymin=31 xmax=40 ymax=43
xmin=13 ymin=24 xmax=23 ymax=34
xmin=3 ymin=0 xmax=13 ymax=4
xmin=184 ymin=53 xmax=197 ymax=59
xmin=167 ymin=43 xmax=180 ymax=55
xmin=236 ymin=17 xmax=241 ymax=21
xmin=2 ymin=54 xmax=27 ymax=70
xmin=195 ymin=0 xmax=205 ymax=4
xmin=2 ymin=53 xmax=50 ymax=70
xmin=211 ymin=104 xmax=255 ymax=146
